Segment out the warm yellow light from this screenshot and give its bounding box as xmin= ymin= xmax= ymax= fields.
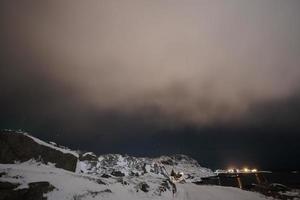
xmin=251 ymin=169 xmax=257 ymax=172
xmin=243 ymin=168 xmax=250 ymax=173
xmin=227 ymin=169 xmax=234 ymax=173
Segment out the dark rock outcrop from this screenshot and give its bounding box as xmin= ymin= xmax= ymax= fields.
xmin=0 ymin=130 xmax=78 ymax=172
xmin=72 ymin=189 xmax=112 ymax=199
xmin=25 ymin=182 xmax=55 ymax=199
xmin=80 ymin=152 xmax=97 ymax=161
xmin=0 ymin=181 xmax=55 ymax=200
xmin=111 ymin=171 xmax=125 ymax=177
xmin=138 ymin=182 xmax=149 ymax=193
xmin=0 ymin=172 xmax=7 ymax=177
xmin=160 ymin=159 xmax=174 ymax=165
xmin=0 ymin=182 xmax=20 ymax=190
xmin=96 ymin=179 xmax=106 ymax=185
xmin=101 ymin=174 xmax=111 ymax=178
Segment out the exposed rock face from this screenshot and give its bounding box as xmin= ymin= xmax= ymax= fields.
xmin=80 ymin=152 xmax=97 ymax=161
xmin=0 ymin=130 xmax=78 ymax=172
xmin=80 ymin=153 xmax=214 ymax=182
xmin=101 ymin=174 xmax=111 ymax=178
xmin=0 ymin=181 xmax=55 ymax=200
xmin=139 ymin=182 xmax=150 ymax=192
xmin=111 ymin=171 xmax=125 ymax=177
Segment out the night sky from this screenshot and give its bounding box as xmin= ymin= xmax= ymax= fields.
xmin=1 ymin=0 xmax=300 ymax=170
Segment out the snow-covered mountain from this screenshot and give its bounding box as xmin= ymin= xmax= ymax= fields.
xmin=0 ymin=130 xmax=271 ymax=200
xmin=79 ymin=153 xmax=214 ymax=182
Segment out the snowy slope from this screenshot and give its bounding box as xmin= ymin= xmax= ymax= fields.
xmin=176 ymin=183 xmax=269 ymax=200
xmin=0 ymin=131 xmax=277 ymax=199
xmin=0 ymin=162 xmax=270 ymax=200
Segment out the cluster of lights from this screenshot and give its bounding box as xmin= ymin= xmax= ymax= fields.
xmin=227 ymin=168 xmax=258 ymax=173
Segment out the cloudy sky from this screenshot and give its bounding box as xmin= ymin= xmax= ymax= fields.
xmin=1 ymin=0 xmax=300 ymax=170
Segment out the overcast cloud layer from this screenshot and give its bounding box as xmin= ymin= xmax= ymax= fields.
xmin=1 ymin=0 xmax=300 ymax=127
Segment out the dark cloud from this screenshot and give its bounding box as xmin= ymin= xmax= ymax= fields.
xmin=2 ymin=0 xmax=300 ymax=125
xmin=1 ymin=0 xmax=300 ymax=169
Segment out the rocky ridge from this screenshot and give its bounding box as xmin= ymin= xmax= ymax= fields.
xmin=0 ymin=130 xmax=215 ymax=199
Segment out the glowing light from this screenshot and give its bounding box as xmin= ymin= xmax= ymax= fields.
xmin=243 ymin=168 xmax=250 ymax=173
xmin=226 ymin=167 xmax=258 ymax=173
xmin=251 ymin=169 xmax=257 ymax=172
